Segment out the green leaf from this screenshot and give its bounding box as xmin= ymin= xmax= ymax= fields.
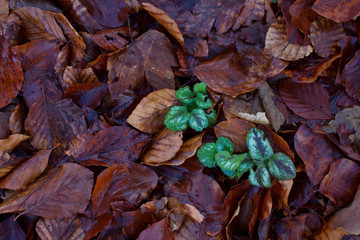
xmin=248 ymin=166 xmax=272 ymax=188
xmin=268 ymin=153 xmax=296 ymax=180
xmin=246 ymin=128 xmax=274 ymax=161
xmin=183 ymin=100 xmax=197 ymax=112
xmin=207 ymin=110 xmax=217 ymax=126
xmin=176 ymin=86 xmax=195 ymax=105
xmin=221 ymin=168 xmax=236 ymax=178
xmin=195 ymin=92 xmax=212 ymax=109
xmin=193 ymin=82 xmax=207 ymax=95
xmin=164 ymin=106 xmax=189 ymax=131
xmin=235 ymin=153 xmax=254 ymax=178
xmin=216 ymin=136 xmax=234 ymax=154
xmin=189 ymin=108 xmax=209 ymax=131
xmin=197 ymin=143 xmax=217 ymax=168
xmin=216 ymin=153 xmax=242 ymax=171
xmin=215 ymin=150 xmax=231 ymax=163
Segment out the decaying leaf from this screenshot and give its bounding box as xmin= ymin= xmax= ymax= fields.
xmin=36 ymin=217 xmax=85 ymax=240
xmin=64 ymin=82 xmax=107 ymax=109
xmin=9 ymin=103 xmax=25 ymax=134
xmin=0 ymin=163 xmax=93 ymax=218
xmin=289 ymin=0 xmax=318 ymax=35
xmin=0 ymin=134 xmax=29 ymax=152
xmin=265 ymin=18 xmax=312 ymax=61
xmin=127 ymin=89 xmax=178 ymax=134
xmin=90 ymin=27 xmax=130 ymax=51
xmin=235 ymin=112 xmax=270 ymax=125
xmin=312 ymin=0 xmax=360 ymax=22
xmin=342 ymin=49 xmax=360 ymax=101
xmin=142 ymin=127 xmax=183 ymax=166
xmin=62 ymin=66 xmax=98 ymax=90
xmin=137 ymin=217 xmax=173 ymax=240
xmin=0 ymin=215 xmax=25 ymax=240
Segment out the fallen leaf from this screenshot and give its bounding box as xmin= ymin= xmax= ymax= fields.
xmin=289 ymin=0 xmax=318 ymax=35
xmin=127 ymin=89 xmax=178 ymax=134
xmin=0 ymin=134 xmax=29 ymax=152
xmin=142 ymin=127 xmax=183 ymax=166
xmin=235 ymin=112 xmax=270 ymax=125
xmin=275 ymin=214 xmax=307 ymax=240
xmin=314 ymin=225 xmax=348 ymax=240
xmin=0 ymin=0 xmax=9 ymax=22
xmin=258 ymin=81 xmax=285 ymax=132
xmin=61 ymin=66 xmax=98 ymax=90
xmin=214 ymin=118 xmax=255 ymax=153
xmin=107 ymin=30 xmax=178 ymax=97
xmin=36 ymin=217 xmax=85 ymax=240
xmin=0 ymin=163 xmax=93 ymax=218
xmin=9 ymin=103 xmax=25 ymax=134
xmin=0 ymin=37 xmax=23 ymax=108
xmin=64 ymin=82 xmax=107 ymax=109
xmin=137 ymin=217 xmax=173 ymax=240
xmin=279 ymin=80 xmax=332 ymax=119
xmin=120 ymin=207 xmax=156 ymax=239
xmin=90 ymin=27 xmax=130 ymax=51
xmin=319 ymin=158 xmax=360 ymax=207
xmin=265 ymin=18 xmax=313 ymax=61
xmin=310 ymin=18 xmax=346 ymax=57
xmin=142 ymin=2 xmax=184 ymax=46
xmin=312 ymin=0 xmax=360 ymax=22
xmin=342 ymin=49 xmax=360 ymax=101
xmin=0 ymin=215 xmax=25 ymax=240
xmin=294 ymin=124 xmax=342 ymax=185
xmin=66 ymin=126 xmax=151 ymax=166
xmin=0 ymin=149 xmax=52 ymax=190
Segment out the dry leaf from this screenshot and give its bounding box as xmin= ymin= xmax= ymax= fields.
xmin=0 ymin=163 xmax=93 ymax=218
xmin=64 ymin=82 xmax=107 ymax=109
xmin=36 ymin=217 xmax=85 ymax=240
xmin=265 ymin=18 xmax=312 ymax=61
xmin=142 ymin=2 xmax=184 ymax=46
xmin=235 ymin=112 xmax=270 ymax=125
xmin=258 ymin=81 xmax=285 ymax=131
xmin=342 ymin=49 xmax=360 ymax=101
xmin=62 ymin=66 xmax=98 ymax=90
xmin=90 ymin=27 xmax=130 ymax=51
xmin=0 ymin=134 xmax=29 ymax=153
xmin=314 ymin=225 xmax=348 ymax=240
xmin=127 ymin=89 xmax=178 ymax=134
xmin=312 ymin=0 xmax=360 ymax=22
xmin=9 ymin=103 xmax=25 ymax=134
xmin=142 ymin=127 xmax=183 ymax=166
xmin=0 ymin=149 xmax=52 ymax=190
xmin=0 ymin=0 xmax=9 ymax=22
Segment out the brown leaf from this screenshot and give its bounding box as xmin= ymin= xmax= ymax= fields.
xmin=0 ymin=37 xmax=23 ymax=108
xmin=108 ymin=30 xmax=178 ymax=97
xmin=64 ymin=82 xmax=107 ymax=109
xmin=279 ymin=81 xmax=332 ymax=119
xmin=312 ymin=0 xmax=360 ymax=22
xmin=92 ymin=165 xmax=130 ymax=217
xmin=0 ymin=149 xmax=52 ymax=190
xmin=83 ymin=211 xmax=113 ymax=240
xmin=275 ymin=214 xmax=307 ymax=240
xmin=24 ymin=80 xmax=87 ymax=150
xmin=265 ymin=18 xmax=313 ymax=61
xmin=314 ymin=225 xmax=348 ymax=240
xmin=120 ymin=207 xmax=156 ymax=239
xmin=294 ymin=124 xmax=342 ymax=185
xmin=127 ymin=89 xmax=178 ymax=134
xmin=331 ymin=184 xmax=360 ymax=234
xmin=62 ymin=66 xmax=98 ymax=90
xmin=0 ymin=0 xmax=9 ymax=23
xmin=319 ymin=158 xmax=360 ymax=207
xmin=342 ymin=49 xmax=360 ymax=101
xmin=90 ymin=27 xmax=130 ymax=51
xmin=0 ymin=163 xmax=93 ymax=218
xmin=164 ymin=132 xmax=205 ymax=166
xmin=142 ymin=127 xmax=183 ymax=166
xmin=214 ymin=119 xmax=255 ymax=153
xmin=137 ymin=217 xmax=173 ymax=240
xmin=9 ymin=103 xmax=25 ymax=134
xmin=0 ymin=151 xmax=13 ymax=178
xmin=0 ymin=134 xmax=29 ymax=152
xmin=0 ymin=215 xmax=25 ymax=240
xmin=258 ymin=81 xmax=285 ymax=131
xmin=289 ymin=0 xmax=318 ymax=35
xmin=142 ymin=2 xmax=184 ymax=46
xmin=36 ymin=217 xmax=85 ymax=240
xmin=66 ymin=126 xmax=151 ymax=166
xmin=310 ymin=18 xmax=346 ymax=57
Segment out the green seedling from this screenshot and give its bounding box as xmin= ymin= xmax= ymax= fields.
xmin=197 ymin=128 xmax=296 ymax=188
xmin=164 ymin=82 xmax=216 ymax=132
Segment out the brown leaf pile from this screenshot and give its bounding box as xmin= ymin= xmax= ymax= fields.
xmin=0 ymin=0 xmax=360 ymax=239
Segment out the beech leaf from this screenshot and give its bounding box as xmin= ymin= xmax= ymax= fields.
xmin=36 ymin=217 xmax=85 ymax=240
xmin=312 ymin=0 xmax=360 ymax=22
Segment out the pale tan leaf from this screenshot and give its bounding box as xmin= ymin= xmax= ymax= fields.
xmin=235 ymin=112 xmax=270 ymax=125
xmin=314 ymin=226 xmax=348 ymax=240
xmin=127 ymin=89 xmax=178 ymax=134
xmin=36 ymin=217 xmax=85 ymax=240
xmin=142 ymin=2 xmax=184 ymax=46
xmin=0 ymin=149 xmax=52 ymax=190
xmin=0 ymin=151 xmax=12 ymax=178
xmin=0 ymin=134 xmax=29 ymax=153
xmin=278 ymin=179 xmax=293 ymax=210
xmin=0 ymin=0 xmax=9 ymax=23
xmin=258 ymin=81 xmax=285 ymax=132
xmin=265 ymin=18 xmax=312 ymax=61
xmin=310 ymin=18 xmax=346 ymax=58
xmin=142 ymin=127 xmax=183 ymax=165
xmin=0 ymin=163 xmax=93 ymax=218
xmin=62 ymin=66 xmax=98 ymax=90
xmin=162 ymin=132 xmax=205 ymax=166
xmin=184 ymin=204 xmax=204 ymax=223
xmin=9 ymin=103 xmax=25 ymax=134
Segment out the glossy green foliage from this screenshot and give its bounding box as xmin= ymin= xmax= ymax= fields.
xmin=165 ymin=82 xmax=215 ymax=132
xmin=196 ymin=128 xmax=296 ymax=188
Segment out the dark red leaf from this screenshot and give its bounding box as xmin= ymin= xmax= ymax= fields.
xmin=64 ymin=82 xmax=107 ymax=109
xmin=137 ymin=217 xmax=173 ymax=240
xmin=342 ymin=49 xmax=360 ymax=101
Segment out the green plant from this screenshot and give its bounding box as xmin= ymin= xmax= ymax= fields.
xmin=164 ymin=82 xmax=216 ymax=132
xmin=197 ymin=128 xmax=296 ymax=188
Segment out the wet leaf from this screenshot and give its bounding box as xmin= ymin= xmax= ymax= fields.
xmin=137 ymin=217 xmax=173 ymax=240
xmin=197 ymin=143 xmax=217 ymax=168
xmin=319 ymin=158 xmax=360 ymax=207
xmin=279 ymin=81 xmax=332 ymax=119
xmin=90 ymin=27 xmax=130 ymax=51
xmin=0 ymin=134 xmax=29 ymax=152
xmin=36 ymin=217 xmax=85 ymax=240
xmin=268 ymin=153 xmax=296 ymax=180
xmin=265 ymin=18 xmax=313 ymax=61
xmin=66 ymin=126 xmax=151 ymax=166
xmin=64 ymin=82 xmax=107 ymax=109
xmin=0 ymin=37 xmax=23 ymax=109
xmin=0 ymin=149 xmax=52 ymax=190
xmin=128 ymin=89 xmax=178 ymax=134
xmin=249 ymin=166 xmax=272 ymax=188
xmin=247 ymin=128 xmax=274 ymax=161
xmin=289 ymin=0 xmax=318 ymax=35
xmin=275 ymin=214 xmax=307 ymax=240
xmin=312 ymin=0 xmax=360 ymax=22
xmin=0 ymin=163 xmax=93 ymax=218
xmin=0 ymin=215 xmax=25 ymax=240
xmin=342 ymin=49 xmax=360 ymax=101
xmin=61 ymin=66 xmax=98 ymax=90
xmin=142 ymin=127 xmax=183 ymax=165
xmin=294 ymin=124 xmax=342 ymax=185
